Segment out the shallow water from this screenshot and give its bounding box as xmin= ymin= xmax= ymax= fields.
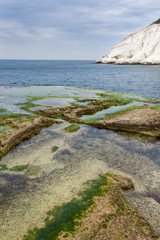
xmin=0 ymin=86 xmax=102 ymax=114
xmin=0 ymin=84 xmax=160 ymax=238
xmin=81 ymin=101 xmax=147 ymax=121
xmin=0 ymin=123 xmax=160 ymax=239
xmin=33 ymin=97 xmax=75 ymax=108
xmin=0 ymin=86 xmax=157 ymax=115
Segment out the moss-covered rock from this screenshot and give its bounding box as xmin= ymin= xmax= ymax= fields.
xmin=87 ymin=107 xmax=160 ymax=137
xmin=23 ymin=174 xmax=158 ymax=240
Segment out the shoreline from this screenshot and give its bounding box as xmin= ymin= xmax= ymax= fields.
xmin=0 ymin=86 xmax=160 ymax=239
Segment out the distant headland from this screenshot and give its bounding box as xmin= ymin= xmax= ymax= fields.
xmin=96 ymin=18 xmax=160 ymax=65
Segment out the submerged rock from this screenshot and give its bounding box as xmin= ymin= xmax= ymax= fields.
xmin=96 ymin=19 xmax=160 ymax=65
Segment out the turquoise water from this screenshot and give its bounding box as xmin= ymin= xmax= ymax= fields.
xmin=0 ymin=60 xmax=160 ymax=99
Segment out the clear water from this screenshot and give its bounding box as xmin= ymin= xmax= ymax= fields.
xmin=1 ymin=124 xmax=160 ymax=239
xmin=0 ymin=60 xmax=160 ymax=238
xmin=81 ymin=101 xmax=147 ymax=121
xmin=0 ymin=60 xmax=160 ymax=100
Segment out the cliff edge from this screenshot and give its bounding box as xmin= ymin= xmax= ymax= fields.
xmin=96 ymin=19 xmax=160 ymax=65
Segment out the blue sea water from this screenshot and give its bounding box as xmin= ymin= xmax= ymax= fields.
xmin=0 ymin=60 xmax=160 ymax=99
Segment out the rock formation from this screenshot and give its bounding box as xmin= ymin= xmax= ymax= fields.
xmin=96 ymin=19 xmax=160 ymax=65
xmin=88 ymin=107 xmax=160 ymax=137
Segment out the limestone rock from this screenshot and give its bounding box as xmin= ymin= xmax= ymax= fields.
xmin=96 ymin=20 xmax=160 ymax=65
xmin=88 ymin=108 xmax=160 ymax=137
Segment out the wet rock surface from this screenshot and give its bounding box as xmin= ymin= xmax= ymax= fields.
xmin=0 ymin=116 xmax=55 ymax=159
xmin=88 ymin=107 xmax=160 ymax=137
xmin=1 ymin=124 xmax=160 ymax=239
xmin=0 ymin=87 xmax=160 ymax=239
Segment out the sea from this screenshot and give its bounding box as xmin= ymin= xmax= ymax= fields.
xmin=0 ymin=59 xmax=160 ymax=99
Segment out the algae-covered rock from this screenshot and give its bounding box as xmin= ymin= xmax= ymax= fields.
xmin=24 ymin=174 xmax=159 ymax=240
xmin=88 ymin=108 xmax=160 ymax=137
xmin=0 ymin=116 xmax=53 ymax=160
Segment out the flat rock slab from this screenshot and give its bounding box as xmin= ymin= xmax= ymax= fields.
xmin=89 ymin=108 xmax=160 ymax=137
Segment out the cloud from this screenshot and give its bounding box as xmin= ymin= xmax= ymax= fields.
xmin=0 ymin=0 xmax=159 ymax=58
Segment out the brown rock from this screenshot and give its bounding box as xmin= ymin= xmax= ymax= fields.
xmin=0 ymin=116 xmax=53 ymax=159
xmin=88 ymin=108 xmax=160 ymax=137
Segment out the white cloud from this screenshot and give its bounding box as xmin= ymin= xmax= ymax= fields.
xmin=0 ymin=0 xmax=159 ymax=58
xmin=36 ymin=27 xmax=63 ymax=39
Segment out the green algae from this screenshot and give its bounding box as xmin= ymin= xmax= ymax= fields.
xmin=0 ymin=113 xmax=29 ymax=121
xmin=20 ymin=102 xmax=45 ymax=113
xmin=82 ymin=105 xmax=148 ymax=123
xmin=0 ymin=108 xmax=7 ymax=113
xmin=150 ymin=106 xmax=160 ymax=110
xmin=0 ymin=164 xmax=29 ymax=172
xmin=64 ymin=124 xmax=80 ymax=133
xmin=16 ymin=95 xmax=53 ymax=113
xmin=0 ymin=164 xmax=8 ymax=171
xmin=26 ymin=96 xmax=51 ymax=101
xmin=10 ymin=164 xmax=29 ymax=172
xmin=52 ymin=146 xmax=59 ymax=152
xmin=96 ymin=92 xmax=160 ymax=104
xmin=84 ymin=118 xmax=103 ymax=124
xmin=23 ymin=174 xmax=111 ymax=240
xmin=105 ymin=105 xmax=148 ymax=119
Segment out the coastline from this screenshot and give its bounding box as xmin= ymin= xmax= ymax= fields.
xmin=0 ymin=86 xmax=160 ymax=239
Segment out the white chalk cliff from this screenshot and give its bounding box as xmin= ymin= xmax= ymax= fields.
xmin=96 ymin=20 xmax=160 ymax=65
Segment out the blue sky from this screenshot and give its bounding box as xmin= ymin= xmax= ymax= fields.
xmin=0 ymin=0 xmax=159 ymax=60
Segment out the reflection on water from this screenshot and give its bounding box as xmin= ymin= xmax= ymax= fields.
xmin=81 ymin=101 xmax=147 ymax=121
xmin=0 ymin=123 xmax=160 ymax=239
xmin=33 ymin=97 xmax=74 ymax=108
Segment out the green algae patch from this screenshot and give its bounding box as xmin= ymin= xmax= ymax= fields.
xmin=151 ymin=106 xmax=160 ymax=110
xmin=96 ymin=92 xmax=160 ymax=104
xmin=23 ymin=173 xmax=157 ymax=240
xmin=105 ymin=105 xmax=148 ymax=119
xmin=52 ymin=146 xmax=59 ymax=152
xmin=26 ymin=95 xmax=51 ymax=101
xmin=23 ymin=174 xmax=110 ymax=240
xmin=20 ymin=102 xmax=45 ymax=113
xmin=10 ymin=164 xmax=29 ymax=172
xmin=84 ymin=118 xmax=103 ymax=124
xmin=0 ymin=164 xmax=29 ymax=172
xmin=0 ymin=115 xmax=53 ymax=160
xmin=64 ymin=124 xmax=80 ymax=133
xmin=16 ymin=95 xmax=53 ymax=113
xmin=0 ymin=164 xmax=8 ymax=171
xmin=0 ymin=108 xmax=7 ymax=113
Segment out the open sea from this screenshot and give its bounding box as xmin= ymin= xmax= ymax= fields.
xmin=0 ymin=60 xmax=160 ymax=99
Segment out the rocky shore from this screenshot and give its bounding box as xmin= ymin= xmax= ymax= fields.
xmin=24 ymin=174 xmax=159 ymax=240
xmin=0 ymin=87 xmax=160 ymax=239
xmin=1 ymin=96 xmax=160 ymax=160
xmin=88 ymin=107 xmax=160 ymax=137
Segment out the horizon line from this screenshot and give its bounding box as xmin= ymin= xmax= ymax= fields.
xmin=0 ymin=58 xmax=96 ymax=61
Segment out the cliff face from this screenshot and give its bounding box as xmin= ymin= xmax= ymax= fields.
xmin=96 ymin=21 xmax=160 ymax=65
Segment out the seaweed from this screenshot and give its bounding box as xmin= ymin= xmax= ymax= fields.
xmin=51 ymin=146 xmax=59 ymax=152
xmin=23 ymin=174 xmax=110 ymax=240
xmin=64 ymin=124 xmax=80 ymax=133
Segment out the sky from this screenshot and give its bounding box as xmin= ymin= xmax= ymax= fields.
xmin=0 ymin=0 xmax=159 ymax=60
